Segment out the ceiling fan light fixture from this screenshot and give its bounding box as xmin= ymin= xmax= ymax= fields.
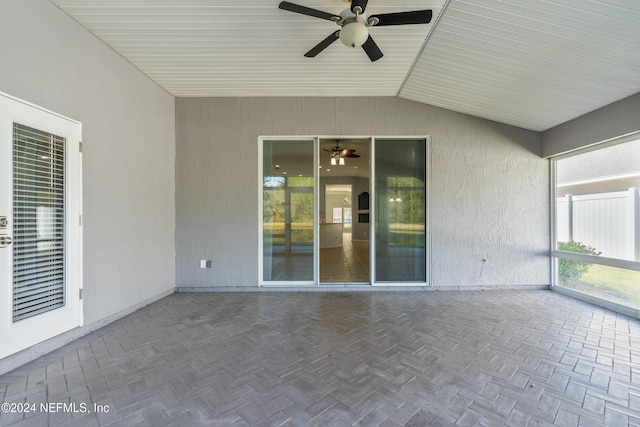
xmin=331 ymin=156 xmax=337 ymax=166
xmin=339 ymin=156 xmax=345 ymax=166
xmin=339 ymin=21 xmax=368 ymax=47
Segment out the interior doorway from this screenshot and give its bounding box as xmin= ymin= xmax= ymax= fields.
xmin=319 ymin=139 xmax=370 ymax=283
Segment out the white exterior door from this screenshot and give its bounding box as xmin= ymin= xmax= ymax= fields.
xmin=0 ymin=93 xmax=82 ymax=360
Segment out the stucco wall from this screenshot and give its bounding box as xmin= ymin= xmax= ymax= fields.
xmin=0 ymin=0 xmax=176 ymax=326
xmin=176 ymin=97 xmax=549 ymax=289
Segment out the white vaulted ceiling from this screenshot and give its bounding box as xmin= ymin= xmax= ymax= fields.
xmin=49 ymin=0 xmax=640 ymax=131
xmin=400 ymin=0 xmax=640 ymax=131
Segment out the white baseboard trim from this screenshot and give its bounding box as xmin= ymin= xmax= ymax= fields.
xmin=0 ymin=288 xmax=175 ymax=376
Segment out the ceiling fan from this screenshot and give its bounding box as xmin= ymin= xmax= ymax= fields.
xmin=324 ymin=141 xmax=360 ymax=165
xmin=278 ymin=0 xmax=433 ymax=62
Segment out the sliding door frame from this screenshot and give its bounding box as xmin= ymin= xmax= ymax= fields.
xmin=371 ymin=136 xmax=431 ymax=287
xmin=259 ymin=135 xmax=430 ymax=287
xmin=258 ymin=136 xmax=319 ymax=286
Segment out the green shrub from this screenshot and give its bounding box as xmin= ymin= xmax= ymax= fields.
xmin=557 ymin=241 xmax=601 ymax=282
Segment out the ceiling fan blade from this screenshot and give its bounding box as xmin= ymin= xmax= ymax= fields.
xmin=350 ymin=0 xmax=369 ymax=14
xmin=372 ymin=10 xmax=432 ymax=26
xmin=278 ymin=1 xmax=339 ymax=21
xmin=362 ymin=35 xmax=383 ymax=62
xmin=305 ymin=31 xmax=340 ymax=57
xmin=344 ymin=153 xmax=361 ymax=158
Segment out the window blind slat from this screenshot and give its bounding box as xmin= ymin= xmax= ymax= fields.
xmin=13 ymin=266 xmax=64 ymax=280
xmin=13 ymin=261 xmax=64 ymax=272
xmin=14 ymin=297 xmax=65 ymax=320
xmin=14 ymin=298 xmax=65 ymax=313
xmin=12 ymin=123 xmax=66 ymax=323
xmin=13 ymin=268 xmax=64 ymax=281
xmin=12 ymin=237 xmax=65 ymax=246
xmin=13 ymin=285 xmax=64 ymax=300
xmin=14 ymin=283 xmax=64 ymax=300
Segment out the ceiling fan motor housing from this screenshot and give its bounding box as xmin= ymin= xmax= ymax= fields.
xmin=338 ymin=9 xmax=369 ymax=48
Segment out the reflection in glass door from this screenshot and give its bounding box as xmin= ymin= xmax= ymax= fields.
xmin=374 ymin=138 xmax=427 ymax=283
xmin=261 ymin=139 xmax=315 ymax=283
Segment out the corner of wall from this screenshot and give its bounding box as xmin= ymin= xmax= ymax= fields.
xmin=542 ymin=92 xmax=640 ymax=157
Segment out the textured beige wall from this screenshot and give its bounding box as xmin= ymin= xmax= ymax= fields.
xmin=176 ymin=97 xmax=549 ymax=288
xmin=0 ymin=0 xmax=176 ymax=324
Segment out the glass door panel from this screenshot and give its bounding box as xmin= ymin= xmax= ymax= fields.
xmin=262 ymin=140 xmax=315 ymax=282
xmin=374 ymin=139 xmax=426 ymax=282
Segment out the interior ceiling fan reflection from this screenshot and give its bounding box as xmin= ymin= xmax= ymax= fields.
xmin=324 ymin=141 xmax=360 ymax=165
xmin=278 ymin=0 xmax=433 ymax=62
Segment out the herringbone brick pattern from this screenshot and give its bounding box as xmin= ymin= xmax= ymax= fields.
xmin=0 ymin=291 xmax=639 ymax=426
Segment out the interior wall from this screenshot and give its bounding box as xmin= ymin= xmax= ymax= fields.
xmin=176 ymin=97 xmax=549 ymax=289
xmin=324 ymin=188 xmax=351 ymax=225
xmin=0 ymin=0 xmax=176 ymax=326
xmin=542 ymin=92 xmax=640 ymax=157
xmin=352 ymin=177 xmax=370 ymax=242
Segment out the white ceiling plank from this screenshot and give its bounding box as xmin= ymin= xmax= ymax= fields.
xmin=399 ymin=0 xmax=640 ymax=130
xmin=49 ymin=0 xmax=640 ymax=131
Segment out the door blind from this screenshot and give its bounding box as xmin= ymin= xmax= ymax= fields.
xmin=12 ymin=123 xmax=65 ymax=322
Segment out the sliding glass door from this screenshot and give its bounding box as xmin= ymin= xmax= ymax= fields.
xmin=261 ymin=139 xmax=316 ymax=283
xmin=373 ymin=138 xmax=427 ymax=283
xmin=260 ymin=136 xmax=428 ymax=286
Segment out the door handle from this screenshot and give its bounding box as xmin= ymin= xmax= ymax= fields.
xmin=0 ymin=216 xmax=7 ymax=228
xmin=0 ymin=235 xmax=12 ymax=248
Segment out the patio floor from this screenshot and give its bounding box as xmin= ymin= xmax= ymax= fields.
xmin=1 ymin=290 xmax=639 ymax=426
